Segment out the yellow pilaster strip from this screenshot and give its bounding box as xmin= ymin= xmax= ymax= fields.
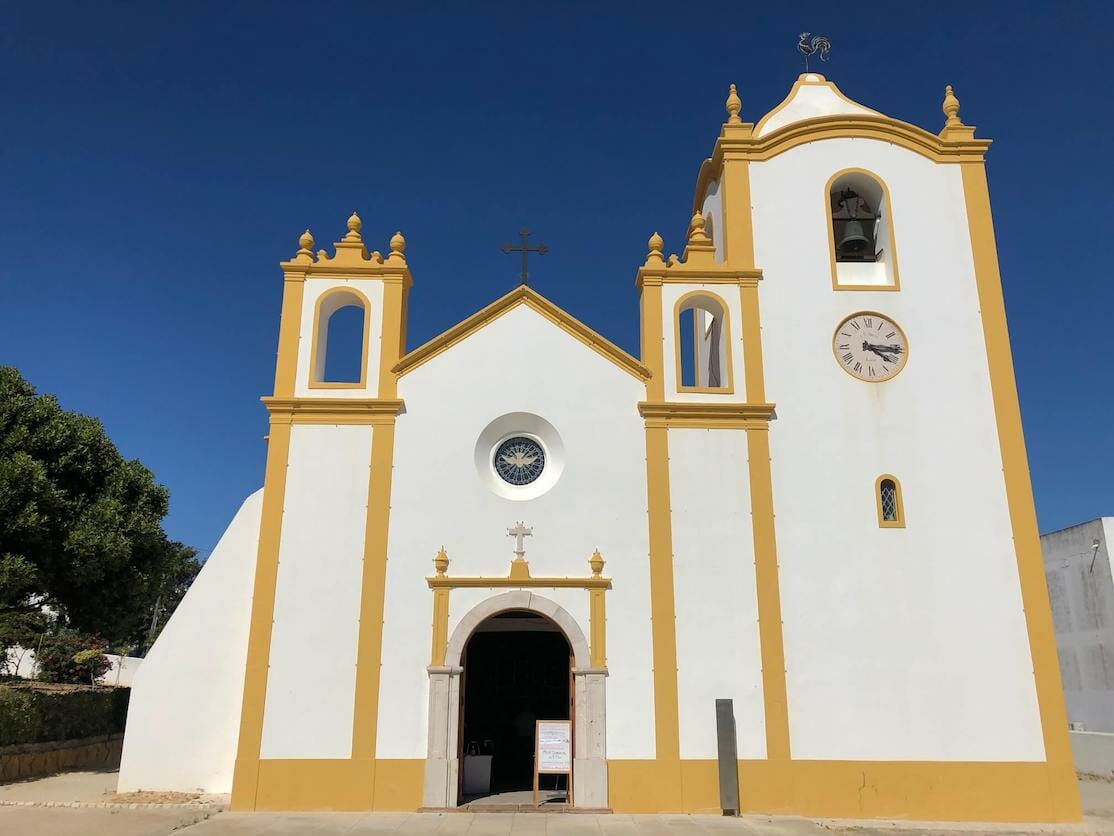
xmin=640 ymin=282 xmax=666 ymax=401
xmin=589 ymin=588 xmax=606 ymax=668
xmin=273 ymin=273 xmax=306 ymax=398
xmin=739 ymin=284 xmax=766 ymax=404
xmin=644 ymin=425 xmax=681 ymax=798
xmin=720 ymin=152 xmax=756 ymax=267
xmin=430 ymin=587 xmax=450 ymax=667
xmin=351 ymin=419 xmax=399 ymax=767
xmin=960 ymin=161 xmax=1080 ymax=820
xmin=230 ymin=419 xmax=293 ymax=810
xmin=746 ymin=426 xmax=791 ymax=764
xmin=377 ymin=278 xmax=407 ymax=399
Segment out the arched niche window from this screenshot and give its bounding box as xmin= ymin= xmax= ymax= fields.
xmin=309 ymin=288 xmax=370 ymax=387
xmin=675 ymin=292 xmax=733 ymax=392
xmin=875 ymin=475 xmax=905 ymax=528
xmin=827 ymin=169 xmax=899 ymax=290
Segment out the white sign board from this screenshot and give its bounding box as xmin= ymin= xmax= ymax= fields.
xmin=535 ymin=720 xmax=572 ymax=774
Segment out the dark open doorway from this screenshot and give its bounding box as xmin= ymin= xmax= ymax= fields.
xmin=458 ymin=610 xmax=571 ymax=803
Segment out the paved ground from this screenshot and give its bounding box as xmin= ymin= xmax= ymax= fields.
xmin=2 ymin=772 xmax=1114 ymax=836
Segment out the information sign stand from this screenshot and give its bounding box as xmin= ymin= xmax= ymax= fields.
xmin=533 ymin=719 xmax=572 ymax=807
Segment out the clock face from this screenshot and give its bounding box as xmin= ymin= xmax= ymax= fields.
xmin=833 ymin=312 xmax=908 ymax=382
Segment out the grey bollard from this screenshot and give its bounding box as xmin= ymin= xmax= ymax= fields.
xmin=715 ymin=698 xmax=740 ymax=816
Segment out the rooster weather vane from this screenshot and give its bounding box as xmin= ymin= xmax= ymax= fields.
xmin=797 ymin=32 xmax=832 ymax=72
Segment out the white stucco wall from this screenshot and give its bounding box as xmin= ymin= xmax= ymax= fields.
xmin=1042 ymin=518 xmax=1114 ymax=733
xmin=379 ymin=303 xmax=656 ymax=761
xmin=749 ymin=138 xmax=1044 ymax=761
xmin=294 ymin=277 xmax=385 ymax=398
xmin=669 ymin=428 xmax=765 ymax=759
xmin=755 ymin=75 xmax=877 ymax=138
xmin=118 ymin=489 xmax=263 ymax=793
xmin=259 ymin=423 xmax=373 ymax=758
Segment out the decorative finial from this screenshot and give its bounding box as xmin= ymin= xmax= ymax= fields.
xmin=434 ymin=547 xmax=449 ymax=576
xmin=388 ymin=230 xmax=406 ymax=264
xmin=296 ymin=229 xmax=314 ymax=257
xmin=687 ymin=212 xmax=709 ymax=244
xmin=942 ymin=84 xmax=962 ymax=127
xmin=725 ymin=83 xmax=742 ymax=124
xmin=344 ymin=212 xmax=363 ymax=242
xmin=647 ymin=231 xmax=664 ymax=264
xmin=797 ymin=32 xmax=831 ymax=73
xmin=589 ymin=549 xmax=605 ymax=577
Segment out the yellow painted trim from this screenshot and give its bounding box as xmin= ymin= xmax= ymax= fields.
xmin=306 ymin=286 xmax=372 ymax=389
xmin=351 ymin=419 xmax=399 ymax=762
xmin=831 ymin=311 xmax=909 ymax=383
xmin=429 ymin=587 xmax=449 ymax=666
xmin=589 ymin=587 xmax=606 ymax=667
xmin=273 ymin=275 xmax=306 ymax=398
xmin=426 ymin=570 xmax=612 ymax=591
xmin=738 ymin=284 xmax=766 ymax=403
xmin=251 ymin=758 xmax=424 ymax=812
xmin=720 ymin=148 xmax=756 ymax=267
xmin=230 ymin=420 xmax=293 ymax=810
xmin=745 ymin=426 xmax=791 ymax=762
xmin=642 ymin=425 xmax=682 ymax=804
xmin=875 ymin=474 xmax=905 ymax=528
xmin=377 ymin=279 xmax=407 ymax=399
xmin=608 ymin=759 xmax=1079 ymax=820
xmin=672 ymin=289 xmax=735 ymax=394
xmin=638 ymin=401 xmax=775 ymax=430
xmin=824 ymin=168 xmax=902 ymax=292
xmin=636 ymin=268 xmax=762 ymax=289
xmin=640 ymin=284 xmax=666 ymax=401
xmin=960 ymin=160 xmax=1080 ymax=820
xmin=262 ymin=397 xmax=404 ymax=425
xmin=393 ymin=285 xmax=650 ymax=382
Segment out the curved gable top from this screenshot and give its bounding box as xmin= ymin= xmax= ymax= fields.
xmin=392 ymin=285 xmax=651 ymax=381
xmin=755 ymin=73 xmax=880 ymax=138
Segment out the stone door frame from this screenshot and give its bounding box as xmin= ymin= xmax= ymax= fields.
xmin=422 ymin=590 xmax=608 ymax=809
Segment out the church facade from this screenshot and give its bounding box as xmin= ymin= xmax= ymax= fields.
xmin=119 ymin=74 xmax=1080 ymax=822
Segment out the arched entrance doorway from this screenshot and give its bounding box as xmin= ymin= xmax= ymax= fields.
xmin=422 ymin=591 xmax=608 ymax=810
xmin=459 ymin=610 xmax=571 ymax=803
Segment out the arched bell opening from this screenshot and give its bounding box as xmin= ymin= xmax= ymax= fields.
xmin=827 ymin=168 xmax=900 ymax=289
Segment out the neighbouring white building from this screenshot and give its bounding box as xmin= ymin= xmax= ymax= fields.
xmin=119 ymin=74 xmax=1079 ymax=822
xmin=1043 ymin=518 xmax=1114 ymax=733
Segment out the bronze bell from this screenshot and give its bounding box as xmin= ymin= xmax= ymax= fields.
xmin=838 ymin=219 xmax=870 ymax=254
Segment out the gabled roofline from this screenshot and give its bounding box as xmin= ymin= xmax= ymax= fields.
xmin=391 ymin=285 xmax=652 ymax=382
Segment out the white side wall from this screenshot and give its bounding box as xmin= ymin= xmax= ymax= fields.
xmin=118 ymin=490 xmax=263 ymax=793
xmin=1070 ymin=730 xmax=1114 ymax=776
xmin=669 ymin=428 xmax=765 ymax=759
xmin=750 ymin=138 xmax=1044 ymax=761
xmin=259 ymin=424 xmax=372 ymax=759
xmin=380 ymin=303 xmax=656 ymax=761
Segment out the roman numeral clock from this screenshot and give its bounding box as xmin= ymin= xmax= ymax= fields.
xmin=832 ymin=312 xmax=908 ymax=382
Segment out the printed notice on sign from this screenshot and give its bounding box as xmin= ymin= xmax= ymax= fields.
xmin=535 ymin=720 xmax=572 ymax=774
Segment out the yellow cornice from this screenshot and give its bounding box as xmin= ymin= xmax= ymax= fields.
xmin=279 ymin=218 xmax=413 ymax=286
xmin=427 ymin=553 xmax=612 ymax=590
xmin=393 ymin=285 xmax=651 ymax=381
xmin=693 ymin=114 xmax=991 ymax=211
xmin=262 ymin=397 xmax=405 ymax=425
xmin=638 ymin=401 xmax=776 ymax=429
xmin=636 ymin=266 xmax=762 ymax=289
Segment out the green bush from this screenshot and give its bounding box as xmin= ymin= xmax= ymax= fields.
xmin=35 ymin=633 xmax=112 ymax=684
xmin=0 ymin=684 xmax=129 ymax=746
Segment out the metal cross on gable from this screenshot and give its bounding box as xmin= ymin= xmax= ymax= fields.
xmin=502 ymin=228 xmax=548 ymax=286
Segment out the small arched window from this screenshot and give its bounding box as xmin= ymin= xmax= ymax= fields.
xmin=828 ymin=169 xmax=899 ymax=290
xmin=675 ymin=292 xmax=732 ymax=392
xmin=876 ymin=475 xmax=905 ymax=528
xmin=310 ymin=288 xmax=370 ymax=388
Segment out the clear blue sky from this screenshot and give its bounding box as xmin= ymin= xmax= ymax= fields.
xmin=2 ymin=3 xmax=1111 ymax=558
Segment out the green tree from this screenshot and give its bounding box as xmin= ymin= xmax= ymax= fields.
xmin=0 ymin=367 xmax=200 ymax=651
